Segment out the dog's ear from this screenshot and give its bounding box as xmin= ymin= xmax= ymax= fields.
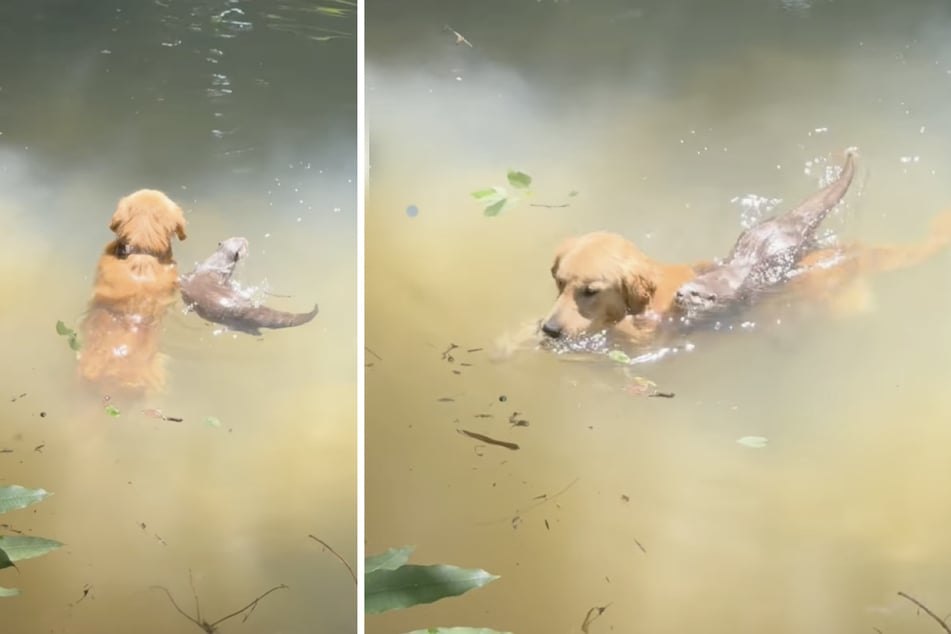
xmin=622 ymin=272 xmax=657 ymax=315
xmin=551 ymin=237 xmax=577 ymax=279
xmin=170 ymin=204 xmax=187 ymax=241
xmin=109 ymin=197 xmax=131 ymax=234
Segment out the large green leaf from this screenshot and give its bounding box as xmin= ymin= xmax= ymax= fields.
xmin=365 ymin=564 xmax=498 ymax=615
xmin=0 ymin=536 xmax=63 ymax=564
xmin=0 ymin=486 xmax=50 ymax=514
xmin=366 ymin=546 xmax=415 ymax=574
xmin=0 ymin=587 xmax=20 ymax=598
xmin=404 ymin=629 xmax=512 ymax=634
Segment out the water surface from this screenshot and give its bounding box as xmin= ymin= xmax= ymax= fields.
xmin=0 ymin=2 xmax=356 ymax=632
xmin=366 ymin=2 xmax=951 ymax=633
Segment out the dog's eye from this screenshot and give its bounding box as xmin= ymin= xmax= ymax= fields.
xmin=582 ymin=287 xmax=599 ymax=297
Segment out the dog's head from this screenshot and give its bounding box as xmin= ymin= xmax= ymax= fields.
xmin=541 ymin=231 xmax=658 ymax=339
xmin=109 ymin=189 xmax=187 ymax=259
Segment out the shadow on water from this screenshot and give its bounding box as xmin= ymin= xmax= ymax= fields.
xmin=0 ymin=1 xmax=355 ymax=633
xmin=367 ymin=1 xmax=951 ymax=633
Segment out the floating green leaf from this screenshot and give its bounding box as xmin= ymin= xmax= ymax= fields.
xmin=404 ymin=629 xmax=513 ymax=634
xmin=737 ymin=436 xmax=768 ymax=449
xmin=0 ymin=486 xmax=50 ymax=514
xmin=506 ymin=170 xmax=532 ymax=189
xmin=483 ymin=199 xmax=507 ymax=217
xmin=471 ymin=187 xmax=506 ymax=206
xmin=0 ymin=586 xmax=20 ymax=598
xmin=568 ymin=190 xmax=579 ymax=197
xmin=55 ymin=321 xmax=81 ymax=351
xmin=0 ymin=536 xmax=63 ymax=564
xmin=205 ymin=417 xmax=222 ymax=428
xmin=365 ymin=564 xmax=498 ymax=615
xmin=105 ymin=405 xmax=120 ymax=418
xmin=366 ymin=546 xmax=415 ymax=574
xmin=607 ymin=350 xmax=632 ymax=364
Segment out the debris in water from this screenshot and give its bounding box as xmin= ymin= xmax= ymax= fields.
xmin=152 ymin=571 xmax=287 ymax=633
xmin=444 ymin=24 xmax=473 ymax=47
xmin=458 ymin=429 xmax=519 ymax=451
xmin=441 ymin=343 xmax=458 ymax=363
xmin=649 ymin=391 xmax=676 ymax=399
xmin=508 ymin=411 xmax=530 ymax=427
xmin=581 ymin=603 xmax=612 ymax=633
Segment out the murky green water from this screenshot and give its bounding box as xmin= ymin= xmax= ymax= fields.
xmin=366 ymin=2 xmax=951 ymax=633
xmin=0 ymin=2 xmax=356 ymax=633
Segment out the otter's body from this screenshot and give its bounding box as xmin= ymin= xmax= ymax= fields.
xmin=674 ymin=151 xmax=857 ymax=322
xmin=180 ymin=237 xmax=318 ymax=336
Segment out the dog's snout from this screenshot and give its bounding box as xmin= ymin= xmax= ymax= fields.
xmin=541 ymin=320 xmax=563 ymax=339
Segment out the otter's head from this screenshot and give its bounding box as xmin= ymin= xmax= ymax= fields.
xmin=197 ymin=237 xmax=250 ymax=277
xmin=673 ymin=270 xmax=735 ymax=315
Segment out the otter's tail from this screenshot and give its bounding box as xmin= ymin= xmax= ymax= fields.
xmin=245 ymin=303 xmax=319 ymax=332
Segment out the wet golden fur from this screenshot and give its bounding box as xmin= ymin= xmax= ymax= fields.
xmin=542 ymin=210 xmax=951 ymax=345
xmin=77 ymin=189 xmax=187 ymax=397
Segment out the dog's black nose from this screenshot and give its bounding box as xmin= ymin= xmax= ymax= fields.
xmin=541 ymin=321 xmax=562 ymax=338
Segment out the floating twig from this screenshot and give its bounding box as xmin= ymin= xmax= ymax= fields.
xmin=897 ymin=592 xmax=951 ymax=634
xmin=444 ymin=24 xmax=473 ymax=47
xmin=308 ymin=534 xmax=357 ymax=585
xmin=458 ymin=429 xmax=519 ymax=451
xmin=152 ymin=571 xmax=287 ymax=633
xmin=581 ymin=603 xmax=612 ymax=633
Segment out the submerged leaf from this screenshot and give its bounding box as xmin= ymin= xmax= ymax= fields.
xmin=506 ymin=170 xmax=532 ymax=189
xmin=55 ymin=321 xmax=72 ymax=336
xmin=366 ymin=546 xmax=415 ymax=574
xmin=607 ymin=350 xmax=631 ymax=364
xmin=0 ymin=486 xmax=50 ymax=514
xmin=105 ymin=405 xmax=121 ymax=418
xmin=0 ymin=535 xmax=63 ymax=563
xmin=68 ymin=335 xmax=82 ymax=351
xmin=365 ymin=564 xmax=498 ymax=615
xmin=737 ymin=436 xmax=768 ymax=448
xmin=204 ymin=417 xmax=222 ymax=428
xmin=0 ymin=586 xmax=20 ymax=598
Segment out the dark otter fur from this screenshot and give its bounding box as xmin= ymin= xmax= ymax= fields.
xmin=674 ymin=151 xmax=857 ymax=322
xmin=180 ymin=237 xmax=318 ymax=336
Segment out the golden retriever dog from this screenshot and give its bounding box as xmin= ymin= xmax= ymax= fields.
xmin=540 ymin=231 xmax=710 ymax=346
xmin=77 ymin=189 xmax=187 ymax=397
xmin=540 ymin=210 xmax=951 ymax=347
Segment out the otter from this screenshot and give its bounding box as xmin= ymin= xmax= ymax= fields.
xmin=180 ymin=237 xmax=319 ymax=336
xmin=673 ymin=151 xmax=856 ymax=323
